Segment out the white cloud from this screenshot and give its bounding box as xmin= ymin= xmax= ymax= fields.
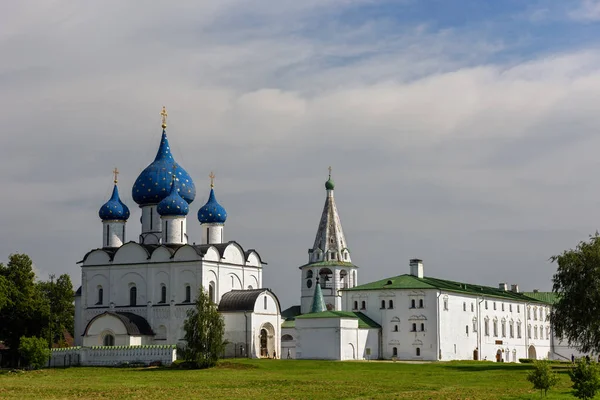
xmin=569 ymin=0 xmax=600 ymax=21
xmin=3 ymin=1 xmax=600 ymax=306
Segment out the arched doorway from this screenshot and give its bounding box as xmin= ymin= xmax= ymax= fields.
xmin=496 ymin=349 xmax=502 ymax=362
xmin=528 ymin=345 xmax=537 ymax=359
xmin=259 ymin=322 xmax=275 ymax=358
xmin=345 ymin=343 xmax=355 ymax=360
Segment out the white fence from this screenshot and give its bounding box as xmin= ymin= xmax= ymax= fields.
xmin=49 ymin=345 xmax=177 ymax=367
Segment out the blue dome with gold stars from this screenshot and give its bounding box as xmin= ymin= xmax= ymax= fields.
xmin=132 ymin=130 xmax=196 ymax=206
xmin=99 ymin=184 xmax=130 ymax=221
xmin=198 ymin=187 xmax=227 ymax=224
xmin=157 ymin=181 xmax=189 ymax=216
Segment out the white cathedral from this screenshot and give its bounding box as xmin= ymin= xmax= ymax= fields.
xmin=73 ymin=109 xmax=280 ymax=361
xmin=66 ymin=109 xmax=578 ymax=366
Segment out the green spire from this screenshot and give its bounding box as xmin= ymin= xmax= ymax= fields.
xmin=325 ymin=166 xmax=335 ymax=190
xmin=310 ymin=280 xmax=327 ymax=313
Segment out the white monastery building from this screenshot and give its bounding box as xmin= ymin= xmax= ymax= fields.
xmin=281 ymin=173 xmax=565 ymax=363
xmin=62 ymin=109 xmax=576 ymax=366
xmin=71 ymin=109 xmax=281 ymax=364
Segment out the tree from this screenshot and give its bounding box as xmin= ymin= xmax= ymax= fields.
xmin=38 ymin=274 xmax=75 ymax=344
xmin=570 ymin=359 xmax=600 ymax=399
xmin=18 ymin=336 xmax=50 ymax=370
xmin=527 ymin=360 xmax=560 ymax=397
xmin=0 ymin=275 xmax=8 ymax=311
xmin=178 ymin=288 xmax=225 ymax=369
xmin=0 ymin=254 xmax=50 ymax=361
xmin=550 ymin=234 xmax=600 ymax=353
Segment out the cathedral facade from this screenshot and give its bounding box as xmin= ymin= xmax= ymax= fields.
xmin=73 ymin=110 xmax=280 ymax=360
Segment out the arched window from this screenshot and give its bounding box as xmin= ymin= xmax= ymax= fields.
xmin=410 ymin=299 xmax=416 ymax=308
xmin=419 ymin=299 xmax=424 ymax=308
xmin=160 ymin=285 xmax=167 ymax=304
xmin=381 ymin=300 xmax=386 ymax=309
xmin=416 ymin=347 xmax=421 ymax=357
xmin=185 ymin=285 xmax=191 ymax=303
xmin=282 ymin=334 xmax=294 ymax=341
xmin=411 ymin=323 xmax=417 ymax=332
xmin=209 ymin=281 xmax=216 ymax=304
xmin=103 ymin=334 xmax=115 ymax=346
xmin=361 ymin=301 xmax=366 ymax=310
xmin=97 ymin=287 xmax=103 ymax=305
xmin=389 ymin=300 xmax=394 ymax=309
xmin=471 ymin=303 xmax=474 ymax=312
xmin=394 ymin=325 xmax=398 ymax=332
xmin=306 ymin=270 xmax=313 ymax=279
xmin=463 ymin=302 xmax=466 ymax=311
xmin=340 ymin=270 xmax=348 ymax=289
xmin=353 ymin=301 xmax=358 ymax=310
xmin=392 ymin=347 xmax=398 ymax=357
xmin=420 ymin=323 xmax=425 ymax=332
xmin=129 ymin=286 xmax=137 ymax=306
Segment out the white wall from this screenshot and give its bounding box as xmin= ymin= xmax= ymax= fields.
xmin=161 ymin=216 xmax=186 ymax=245
xmin=49 ymin=346 xmax=177 ymax=367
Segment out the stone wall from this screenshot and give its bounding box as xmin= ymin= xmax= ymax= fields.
xmin=48 ymin=345 xmax=177 ymax=367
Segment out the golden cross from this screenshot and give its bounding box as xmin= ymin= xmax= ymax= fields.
xmin=328 ymin=166 xmax=332 ymax=178
xmin=113 ymin=167 xmax=119 ymax=184
xmin=209 ymin=171 xmax=215 ymax=188
xmin=160 ymin=106 xmax=168 ymax=129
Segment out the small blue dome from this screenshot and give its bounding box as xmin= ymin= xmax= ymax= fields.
xmin=198 ymin=188 xmax=227 ymax=224
xmin=132 ymin=130 xmax=196 ymax=206
xmin=157 ymin=181 xmax=189 ymax=216
xmin=99 ymin=185 xmax=130 ymax=221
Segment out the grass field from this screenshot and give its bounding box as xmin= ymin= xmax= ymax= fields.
xmin=0 ymin=359 xmax=579 ymax=399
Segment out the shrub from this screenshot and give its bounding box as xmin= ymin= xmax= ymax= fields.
xmin=527 ymin=360 xmax=559 ymax=397
xmin=18 ymin=336 xmax=50 ymax=370
xmin=520 ymin=358 xmax=535 ymax=364
xmin=570 ymin=359 xmax=600 ymax=400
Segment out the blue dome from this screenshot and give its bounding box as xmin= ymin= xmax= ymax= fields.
xmin=198 ymin=188 xmax=227 ymax=224
xmin=99 ymin=185 xmax=130 ymax=221
xmin=132 ymin=130 xmax=196 ymax=206
xmin=157 ymin=181 xmax=189 ymax=216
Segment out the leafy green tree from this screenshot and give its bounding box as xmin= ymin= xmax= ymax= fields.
xmin=527 ymin=360 xmax=560 ymax=397
xmin=570 ymin=359 xmax=600 ymax=399
xmin=0 ymin=254 xmax=50 ymax=360
xmin=178 ymin=288 xmax=225 ymax=369
xmin=0 ymin=275 xmax=8 ymax=311
xmin=18 ymin=336 xmax=50 ymax=369
xmin=551 ymin=234 xmax=600 ymax=352
xmin=38 ymin=273 xmax=75 ymax=344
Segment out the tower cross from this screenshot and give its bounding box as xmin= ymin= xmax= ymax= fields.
xmin=161 ymin=106 xmax=168 ymax=129
xmin=328 ymin=166 xmax=332 ymax=178
xmin=113 ymin=167 xmax=119 ymax=184
xmin=209 ymin=171 xmax=215 ymax=188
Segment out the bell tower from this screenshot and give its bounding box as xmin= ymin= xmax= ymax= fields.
xmin=300 ymin=168 xmax=359 ymax=313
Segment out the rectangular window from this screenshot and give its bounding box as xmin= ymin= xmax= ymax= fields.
xmin=466 ymin=325 xmax=469 ymax=336
xmin=517 ymin=305 xmax=520 ymax=313
xmin=493 ymin=302 xmax=496 ymax=311
xmin=471 ymin=303 xmax=474 ymax=312
xmin=484 ymin=321 xmax=489 ymax=336
xmin=444 ymin=299 xmax=448 ymax=310
xmin=509 ymin=304 xmax=512 ymax=312
xmin=463 ymin=302 xmax=466 ymax=311
xmin=485 ymin=301 xmax=488 ymax=310
xmin=501 ymin=303 xmax=504 ymax=312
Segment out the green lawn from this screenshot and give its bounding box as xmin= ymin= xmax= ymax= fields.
xmin=0 ymin=360 xmax=578 ymax=399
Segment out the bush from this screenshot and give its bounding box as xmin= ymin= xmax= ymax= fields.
xmin=527 ymin=360 xmax=559 ymax=397
xmin=18 ymin=336 xmax=50 ymax=370
xmin=520 ymin=358 xmax=535 ymax=364
xmin=570 ymin=359 xmax=600 ymax=399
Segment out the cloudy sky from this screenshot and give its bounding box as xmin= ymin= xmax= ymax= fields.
xmin=3 ymin=0 xmax=600 ymax=308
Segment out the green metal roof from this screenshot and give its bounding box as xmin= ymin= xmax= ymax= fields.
xmin=310 ymin=283 xmax=327 ymax=313
xmin=281 ymin=319 xmax=296 ymax=328
xmin=344 ymin=274 xmax=551 ymax=304
xmin=523 ymin=291 xmax=558 ymax=304
xmin=296 ymin=311 xmax=381 ymax=329
xmin=298 ymin=261 xmax=359 ymax=269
